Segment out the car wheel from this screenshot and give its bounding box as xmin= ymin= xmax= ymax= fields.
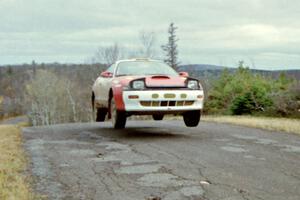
xmin=152 ymin=114 xmax=164 ymax=121
xmin=110 ymin=98 xmax=127 ymax=129
xmin=183 ymin=110 xmax=201 ymax=127
xmin=96 ymin=108 xmax=107 ymax=122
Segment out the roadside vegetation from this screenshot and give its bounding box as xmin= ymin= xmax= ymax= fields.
xmin=203 ymin=115 xmax=300 ymax=135
xmin=204 ymin=61 xmax=300 ymax=118
xmin=0 ymin=122 xmax=36 ymax=200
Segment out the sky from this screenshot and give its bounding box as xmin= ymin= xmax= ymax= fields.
xmin=0 ymin=0 xmax=300 ymax=70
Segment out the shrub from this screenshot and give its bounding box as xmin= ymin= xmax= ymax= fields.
xmin=269 ymin=81 xmax=300 ymax=117
xmin=205 ymin=61 xmax=296 ymax=117
xmin=230 ymin=92 xmax=255 ymax=115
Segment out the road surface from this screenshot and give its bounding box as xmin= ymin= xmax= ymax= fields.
xmin=23 ymin=120 xmax=300 ymax=200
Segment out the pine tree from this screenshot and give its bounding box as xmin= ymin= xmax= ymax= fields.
xmin=161 ymin=23 xmax=180 ymax=69
xmin=32 ymin=60 xmax=37 ymax=77
xmin=7 ymin=66 xmax=13 ymax=75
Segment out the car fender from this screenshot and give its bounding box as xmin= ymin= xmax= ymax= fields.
xmin=111 ymin=85 xmax=125 ymax=111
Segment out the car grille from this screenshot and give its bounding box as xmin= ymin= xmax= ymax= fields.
xmin=140 ymin=101 xmax=194 ymax=107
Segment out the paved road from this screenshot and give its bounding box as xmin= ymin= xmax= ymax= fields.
xmin=23 ymin=121 xmax=300 ymax=200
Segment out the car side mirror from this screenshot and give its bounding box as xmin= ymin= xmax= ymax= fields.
xmin=179 ymin=71 xmax=189 ymax=77
xmin=100 ymin=71 xmax=113 ymax=78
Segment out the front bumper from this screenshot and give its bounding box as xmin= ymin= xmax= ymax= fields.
xmin=122 ymin=90 xmax=204 ymax=112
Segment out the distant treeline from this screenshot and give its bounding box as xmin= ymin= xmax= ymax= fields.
xmin=0 ymin=62 xmax=299 ymax=124
xmin=178 ymin=64 xmax=300 ymax=81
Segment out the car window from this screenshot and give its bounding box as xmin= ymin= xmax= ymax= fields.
xmin=106 ymin=64 xmax=116 ymax=73
xmin=116 ymin=61 xmax=178 ymax=76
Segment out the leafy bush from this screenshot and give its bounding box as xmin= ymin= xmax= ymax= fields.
xmin=269 ymin=81 xmax=300 ymax=117
xmin=205 ymin=61 xmax=297 ymax=117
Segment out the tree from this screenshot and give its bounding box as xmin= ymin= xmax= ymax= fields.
xmin=94 ymin=43 xmax=124 ymax=66
xmin=25 ymin=70 xmax=73 ymax=125
xmin=276 ymin=72 xmax=292 ymax=90
xmin=139 ymin=30 xmax=156 ymax=58
xmin=32 ymin=60 xmax=37 ymax=77
xmin=270 ymin=80 xmax=299 ymax=117
xmin=6 ymin=66 xmax=13 ymax=76
xmin=230 ymin=92 xmax=255 ymax=115
xmin=161 ymin=23 xmax=180 ymax=69
xmin=0 ymin=96 xmax=3 ymax=119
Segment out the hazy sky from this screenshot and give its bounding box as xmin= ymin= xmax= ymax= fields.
xmin=1 ymin=0 xmax=300 ymax=70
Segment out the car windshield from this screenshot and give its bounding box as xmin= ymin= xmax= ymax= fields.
xmin=116 ymin=61 xmax=178 ymax=76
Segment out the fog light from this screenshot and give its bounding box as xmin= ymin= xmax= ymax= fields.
xmin=129 ymin=95 xmax=139 ymax=99
xmin=197 ymin=95 xmax=204 ymax=99
xmin=152 ymin=94 xmax=159 ymax=99
xmin=180 ymin=93 xmax=187 ymax=99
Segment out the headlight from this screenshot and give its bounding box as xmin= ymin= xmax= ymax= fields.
xmin=187 ymin=80 xmax=199 ymax=89
xmin=132 ymin=80 xmax=145 ymax=89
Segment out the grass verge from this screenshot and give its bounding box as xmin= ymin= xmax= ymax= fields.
xmin=0 ymin=122 xmax=36 ymax=200
xmin=203 ymin=115 xmax=300 ymax=135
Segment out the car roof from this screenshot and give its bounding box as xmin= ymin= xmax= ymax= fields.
xmin=115 ymin=58 xmax=162 ymax=65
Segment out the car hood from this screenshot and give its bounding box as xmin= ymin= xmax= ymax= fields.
xmin=145 ymin=75 xmax=186 ymax=87
xmin=115 ymin=75 xmax=187 ymax=88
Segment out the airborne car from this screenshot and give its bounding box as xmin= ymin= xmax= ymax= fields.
xmin=92 ymin=59 xmax=204 ymax=129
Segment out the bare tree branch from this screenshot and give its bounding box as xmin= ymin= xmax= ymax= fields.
xmin=93 ymin=43 xmax=124 ymax=65
xmin=139 ymin=30 xmax=156 ymax=58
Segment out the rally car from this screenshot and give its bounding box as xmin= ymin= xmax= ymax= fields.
xmin=92 ymin=58 xmax=204 ymax=129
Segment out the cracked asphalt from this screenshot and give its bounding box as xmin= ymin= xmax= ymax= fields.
xmin=22 ymin=120 xmax=300 ymax=200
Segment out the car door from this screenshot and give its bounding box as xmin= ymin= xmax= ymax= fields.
xmin=93 ymin=64 xmax=115 ymax=108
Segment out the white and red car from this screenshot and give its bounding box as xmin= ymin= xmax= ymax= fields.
xmin=92 ymin=58 xmax=204 ymax=129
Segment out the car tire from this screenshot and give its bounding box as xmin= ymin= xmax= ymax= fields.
xmin=152 ymin=114 xmax=164 ymax=121
xmin=110 ymin=98 xmax=127 ymax=129
xmin=96 ymin=108 xmax=107 ymax=122
xmin=183 ymin=110 xmax=201 ymax=127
